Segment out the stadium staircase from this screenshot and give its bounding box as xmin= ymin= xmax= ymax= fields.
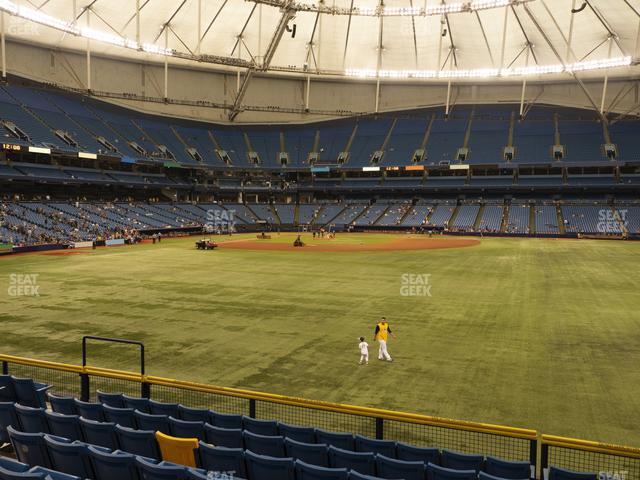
xmin=556 ymin=206 xmax=566 ymax=234
xmin=397 ymin=200 xmax=418 ymax=225
xmin=448 ymin=205 xmax=462 ymax=228
xmin=529 ymin=206 xmax=536 ymax=235
xmin=271 ymin=205 xmax=282 ymax=225
xmin=371 ymin=204 xmax=391 ymax=225
xmin=612 ymin=206 xmax=629 ymax=235
xmin=294 ymin=204 xmax=300 ymax=225
xmin=473 ymin=205 xmax=485 ymax=230
xmin=500 ymin=205 xmax=510 ymax=233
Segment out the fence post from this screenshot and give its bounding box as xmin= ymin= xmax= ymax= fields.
xmin=530 ymin=437 xmax=539 ymax=479
xmin=80 ymin=373 xmax=90 ymax=402
xmin=141 ymin=381 xmax=151 ymax=399
xmin=1 ymin=361 xmax=7 ymax=375
xmin=375 ymin=417 xmax=384 ymax=440
xmin=249 ymin=399 xmax=256 ymax=418
xmin=540 ymin=441 xmax=549 ymax=480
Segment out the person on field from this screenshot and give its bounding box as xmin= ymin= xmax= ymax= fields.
xmin=373 ymin=317 xmax=396 ymax=362
xmin=358 ymin=336 xmax=369 ymax=365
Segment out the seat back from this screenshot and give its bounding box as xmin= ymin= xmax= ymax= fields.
xmin=294 ymin=459 xmax=349 ymax=480
xmin=197 ymin=443 xmax=247 ymax=479
xmin=44 ymin=435 xmax=94 ymax=479
xmin=243 ymin=431 xmax=286 ymax=457
xmin=115 ymin=425 xmax=161 ymax=460
xmin=135 ymin=456 xmax=188 ymax=480
xmin=244 ymin=450 xmax=295 ymax=480
xmin=156 ymin=431 xmax=199 ymax=467
xmin=441 ymin=450 xmax=485 ymax=472
xmin=211 ymin=412 xmax=243 ymax=429
xmin=177 ymin=406 xmax=209 ymax=423
xmin=135 ymin=410 xmax=171 ymax=434
xmin=46 ymin=394 xmax=77 ymax=416
xmin=397 ymin=443 xmax=440 ymax=465
xmin=97 ymin=391 xmax=125 ymax=408
xmin=0 ymin=377 xmax=16 ymax=403
xmin=376 ymin=454 xmax=426 ymax=480
xmin=327 ymin=446 xmax=375 ymax=476
xmin=484 ymin=457 xmax=531 ymax=479
xmin=73 ymin=399 xmax=105 ymax=421
xmin=7 ymin=427 xmax=51 ymax=469
xmin=103 ymin=405 xmax=137 ymax=428
xmin=123 ymin=395 xmax=150 ymax=413
xmin=0 ymin=467 xmax=46 ymax=480
xmin=88 ymin=445 xmax=138 ymax=480
xmin=203 ymin=424 xmax=243 ymax=449
xmin=168 ymin=417 xmax=204 ymax=440
xmin=0 ymin=457 xmax=29 ymax=473
xmin=548 ymin=466 xmax=597 ymax=480
xmin=79 ymin=417 xmax=119 ymax=450
xmin=0 ymin=403 xmax=20 ymax=443
xmin=316 ymin=429 xmax=355 ymax=451
xmin=242 ymin=416 xmax=279 ymax=436
xmin=427 ymin=462 xmax=478 ymax=480
xmin=44 ymin=412 xmax=83 ymax=442
xmin=284 ymin=438 xmax=329 ymax=467
xmin=150 ymin=400 xmax=180 ymax=418
xmin=12 ymin=379 xmax=47 ymax=409
xmin=14 ymin=405 xmax=48 ymax=434
xmin=354 ymin=435 xmax=397 ymax=458
xmin=278 ymin=423 xmax=316 ymax=444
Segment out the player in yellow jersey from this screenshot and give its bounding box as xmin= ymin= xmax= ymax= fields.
xmin=373 ymin=317 xmax=396 ymax=362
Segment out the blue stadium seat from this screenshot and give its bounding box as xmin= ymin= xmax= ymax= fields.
xmin=327 ymin=446 xmax=376 ymax=476
xmin=44 ymin=435 xmax=94 ymax=478
xmin=354 ymin=435 xmax=397 ymax=457
xmin=484 ymin=457 xmax=531 ymax=479
xmin=135 ymin=456 xmax=188 ymax=480
xmin=169 ymin=417 xmax=204 ymax=440
xmin=427 ymin=462 xmax=477 ymax=480
xmin=548 ymin=466 xmax=597 ymax=480
xmin=103 ymin=405 xmax=137 ymax=428
xmin=7 ymin=427 xmax=51 ymax=468
xmin=14 ymin=404 xmax=49 ymax=434
xmin=123 ymin=395 xmax=151 ymax=413
xmin=242 ymin=416 xmax=279 ymax=436
xmin=0 ymin=457 xmax=29 ymax=473
xmin=278 ymin=423 xmax=316 ymax=443
xmin=347 ymin=472 xmax=389 ymax=480
xmin=79 ymin=417 xmax=119 ymax=450
xmin=135 ymin=410 xmax=170 ymax=434
xmin=73 ymin=399 xmax=105 ymax=421
xmin=376 ymin=454 xmax=426 ymax=480
xmin=295 ymin=459 xmax=349 ymax=480
xmin=115 ymin=425 xmax=161 ymax=460
xmin=97 ymin=391 xmax=125 ymax=408
xmin=441 ymin=450 xmax=484 ymax=472
xmin=316 ymin=430 xmax=355 ymax=451
xmin=203 ymin=424 xmax=243 ymax=448
xmin=0 ymin=377 xmax=16 ymax=403
xmin=185 ymin=469 xmax=209 ymax=480
xmin=0 ymin=403 xmax=19 ymax=443
xmin=27 ymin=466 xmax=81 ymax=480
xmin=0 ymin=468 xmax=46 ymax=480
xmin=197 ymin=442 xmax=247 ymax=478
xmin=479 ymin=472 xmax=527 ymax=480
xmin=88 ymin=445 xmax=139 ymax=480
xmin=211 ymin=412 xmax=243 ymax=429
xmin=178 ymin=406 xmax=209 ymax=423
xmin=244 ymin=450 xmax=295 ymax=480
xmin=397 ymin=443 xmax=440 ymax=464
xmin=243 ymin=431 xmax=286 ymax=457
xmin=150 ymin=400 xmax=180 ymax=418
xmin=46 ymin=394 xmax=77 ymax=416
xmin=12 ymin=378 xmax=50 ymax=409
xmin=284 ymin=438 xmax=329 ymax=467
xmin=44 ymin=412 xmax=83 ymax=442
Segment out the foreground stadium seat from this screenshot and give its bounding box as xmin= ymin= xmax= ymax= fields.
xmin=0 ymin=377 xmax=16 ymax=403
xmin=211 ymin=412 xmax=243 ymax=429
xmin=155 ymin=431 xmax=199 ymax=467
xmin=427 ymin=462 xmax=477 ymax=480
xmin=295 ymin=459 xmax=349 ymax=480
xmin=73 ymin=399 xmax=105 ymax=421
xmin=354 ymin=435 xmax=397 ymax=458
xmin=12 ymin=379 xmax=50 ymax=409
xmin=79 ymin=417 xmax=119 ymax=450
xmin=316 ymin=429 xmax=355 ymax=451
xmin=150 ymin=400 xmax=180 ymax=418
xmin=347 ymin=472 xmax=388 ymax=480
xmin=279 ymin=423 xmax=316 ymax=443
xmin=327 ymin=446 xmax=376 ymax=476
xmin=46 ymin=394 xmax=77 ymax=416
xmin=242 ymin=416 xmax=279 ymax=436
xmin=243 ymin=431 xmax=286 ymax=457
xmin=14 ymin=404 xmax=49 ymax=434
xmin=0 ymin=403 xmax=19 ymax=443
xmin=441 ymin=450 xmax=485 ymax=472
xmin=0 ymin=467 xmax=45 ymax=480
xmin=115 ymin=425 xmax=161 ymax=460
xmin=44 ymin=412 xmax=83 ymax=442
xmin=0 ymin=457 xmax=29 ymax=473
xmin=197 ymin=443 xmax=247 ymax=478
xmin=168 ymin=417 xmax=204 ymax=440
xmin=284 ymin=438 xmax=330 ymax=467
xmin=480 ymin=472 xmax=527 ymax=480
xmin=103 ymin=405 xmax=137 ymax=428
xmin=7 ymin=427 xmax=51 ymax=468
xmin=97 ymin=391 xmax=125 ymax=408
xmin=203 ymin=424 xmax=243 ymax=448
xmin=548 ymin=466 xmax=597 ymax=480
xmin=123 ymin=395 xmax=151 ymax=413
xmin=177 ymin=406 xmax=209 ymax=423
xmin=244 ymin=450 xmax=295 ymax=480
xmin=484 ymin=457 xmax=531 ymax=479
xmin=88 ymin=445 xmax=139 ymax=480
xmin=135 ymin=410 xmax=171 ymax=434
xmin=376 ymin=454 xmax=426 ymax=480
xmin=44 ymin=435 xmax=94 ymax=478
xmin=28 ymin=466 xmax=82 ymax=480
xmin=397 ymin=443 xmax=440 ymax=464
xmin=135 ymin=456 xmax=187 ymax=480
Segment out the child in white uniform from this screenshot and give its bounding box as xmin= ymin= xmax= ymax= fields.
xmin=358 ymin=336 xmax=369 ymax=365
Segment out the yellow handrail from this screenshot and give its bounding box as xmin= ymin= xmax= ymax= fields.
xmin=542 ymin=435 xmax=640 ymax=459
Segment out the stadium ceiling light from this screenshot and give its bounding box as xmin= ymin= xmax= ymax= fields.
xmin=246 ymin=0 xmax=534 ymax=16
xmin=345 ymin=57 xmax=632 ymax=79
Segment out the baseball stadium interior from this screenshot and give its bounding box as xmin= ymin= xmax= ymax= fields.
xmin=1 ymin=0 xmax=640 ymax=479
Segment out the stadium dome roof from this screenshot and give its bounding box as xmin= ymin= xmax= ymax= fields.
xmin=1 ymin=0 xmax=638 ymax=82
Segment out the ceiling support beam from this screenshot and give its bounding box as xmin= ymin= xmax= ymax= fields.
xmin=164 ymin=28 xmax=169 ymax=100
xmin=409 ymin=0 xmax=418 ymax=68
xmin=1 ymin=11 xmax=6 ymax=80
xmin=375 ymin=0 xmax=383 ymax=113
xmin=475 ymin=11 xmax=495 ymax=67
xmin=600 ymin=36 xmax=613 ymax=114
xmin=196 ymin=0 xmax=201 ymax=54
xmin=510 ymin=5 xmax=538 ymax=64
xmin=342 ymin=0 xmax=354 ymax=69
xmin=86 ymin=9 xmax=91 ymax=92
xmin=153 ymin=0 xmax=188 ymax=44
xmin=499 ymin=5 xmax=508 ymax=69
xmin=135 ymin=0 xmax=140 ymax=45
xmin=199 ymin=0 xmax=229 ymax=49
xmin=566 ymin=0 xmax=576 ymax=63
xmin=519 ymin=45 xmax=530 ymax=118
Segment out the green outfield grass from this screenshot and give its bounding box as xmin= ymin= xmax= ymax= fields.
xmin=1 ymin=233 xmax=639 ymax=446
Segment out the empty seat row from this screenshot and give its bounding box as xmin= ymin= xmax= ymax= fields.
xmin=0 ymin=376 xmax=51 ymax=409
